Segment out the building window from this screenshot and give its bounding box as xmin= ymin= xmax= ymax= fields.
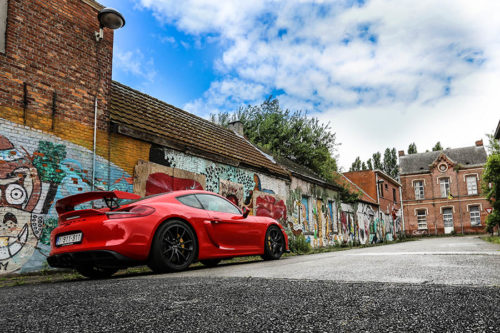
xmin=466 ymin=176 xmax=478 ymax=195
xmin=393 ymin=188 xmax=397 ymax=202
xmin=378 ymin=183 xmax=384 ymax=198
xmin=442 ymin=207 xmax=453 ymax=229
xmin=417 ymin=209 xmax=427 ymax=230
xmin=470 ymin=206 xmax=481 ymax=226
xmin=0 ymin=0 xmax=7 ymax=53
xmin=414 ymin=180 xmax=424 ymax=200
xmin=439 ymin=178 xmax=450 ymax=198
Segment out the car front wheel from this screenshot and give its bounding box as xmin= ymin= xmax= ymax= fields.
xmin=148 ymin=219 xmax=197 ymax=273
xmin=262 ymin=225 xmax=285 ymax=260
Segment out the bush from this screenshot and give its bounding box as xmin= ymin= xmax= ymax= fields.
xmin=287 ymin=231 xmax=312 ymax=254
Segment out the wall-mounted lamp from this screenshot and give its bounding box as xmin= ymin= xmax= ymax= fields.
xmin=95 ymin=8 xmax=125 ymax=42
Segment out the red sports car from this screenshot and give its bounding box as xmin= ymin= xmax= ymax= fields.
xmin=48 ymin=190 xmax=289 ymax=278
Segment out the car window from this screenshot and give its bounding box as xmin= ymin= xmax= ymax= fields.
xmin=176 ymin=194 xmax=203 ymax=209
xmin=195 ymin=194 xmax=241 ymax=215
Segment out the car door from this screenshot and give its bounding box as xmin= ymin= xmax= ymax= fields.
xmin=195 ymin=194 xmax=259 ymax=251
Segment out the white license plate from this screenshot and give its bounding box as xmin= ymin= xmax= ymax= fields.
xmin=56 ymin=232 xmax=83 ymax=246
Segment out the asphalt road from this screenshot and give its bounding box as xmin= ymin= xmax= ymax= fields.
xmin=0 ymin=236 xmax=499 ymax=332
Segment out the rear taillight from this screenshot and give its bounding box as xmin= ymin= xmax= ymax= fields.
xmin=106 ymin=205 xmax=155 ymax=219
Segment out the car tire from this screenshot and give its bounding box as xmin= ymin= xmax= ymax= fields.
xmin=148 ymin=219 xmax=198 ymax=273
xmin=262 ymin=225 xmax=285 ymax=260
xmin=200 ymin=259 xmax=221 ymax=267
xmin=76 ymin=265 xmax=118 ymax=279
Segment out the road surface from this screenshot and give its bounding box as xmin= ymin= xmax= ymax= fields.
xmin=0 ymin=236 xmax=499 ymax=332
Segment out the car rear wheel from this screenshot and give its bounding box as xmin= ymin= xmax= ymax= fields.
xmin=148 ymin=219 xmax=197 ymax=273
xmin=76 ymin=265 xmax=118 ymax=279
xmin=200 ymin=259 xmax=221 ymax=267
xmin=262 ymin=225 xmax=285 ymax=260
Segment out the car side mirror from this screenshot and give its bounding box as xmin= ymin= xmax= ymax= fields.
xmin=242 ymin=206 xmax=250 ymax=218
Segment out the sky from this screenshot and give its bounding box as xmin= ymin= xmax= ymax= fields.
xmin=100 ymin=0 xmax=500 ymax=170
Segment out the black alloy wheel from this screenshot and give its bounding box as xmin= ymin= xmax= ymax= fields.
xmin=76 ymin=265 xmax=118 ymax=279
xmin=262 ymin=225 xmax=285 ymax=260
xmin=148 ymin=220 xmax=197 ymax=273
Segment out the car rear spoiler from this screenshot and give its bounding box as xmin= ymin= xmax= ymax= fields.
xmin=55 ymin=191 xmax=141 ymax=214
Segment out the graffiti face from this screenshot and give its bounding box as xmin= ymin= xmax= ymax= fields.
xmin=0 ymin=136 xmax=43 ymax=272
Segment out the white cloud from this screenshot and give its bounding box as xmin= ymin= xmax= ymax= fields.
xmin=115 ymin=49 xmax=157 ymax=83
xmin=138 ymin=0 xmax=500 ymax=169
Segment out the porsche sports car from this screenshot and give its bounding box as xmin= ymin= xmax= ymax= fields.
xmin=48 ymin=190 xmax=289 ymax=278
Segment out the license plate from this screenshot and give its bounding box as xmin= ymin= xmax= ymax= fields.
xmin=56 ymin=232 xmax=83 ymax=246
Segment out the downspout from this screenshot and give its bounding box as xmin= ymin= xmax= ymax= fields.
xmin=455 ymin=171 xmax=463 ymax=234
xmin=430 ymin=174 xmax=438 ymax=235
xmin=399 ymin=185 xmax=405 ymax=234
xmin=92 ymin=96 xmax=97 ymax=191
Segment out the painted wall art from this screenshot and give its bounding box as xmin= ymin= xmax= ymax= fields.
xmin=0 ymin=119 xmax=132 ymax=274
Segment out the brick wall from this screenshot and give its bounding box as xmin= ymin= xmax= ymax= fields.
xmin=401 ymin=164 xmax=491 ymax=235
xmin=0 ymin=0 xmax=151 ymax=274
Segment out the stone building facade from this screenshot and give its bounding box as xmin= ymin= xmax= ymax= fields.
xmin=399 ymin=142 xmax=491 ymax=235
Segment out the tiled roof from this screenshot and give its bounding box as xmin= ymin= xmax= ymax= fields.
xmin=109 ymin=81 xmax=289 ymax=178
xmin=275 ymin=156 xmax=327 ymax=184
xmin=399 ymin=145 xmax=487 ymax=175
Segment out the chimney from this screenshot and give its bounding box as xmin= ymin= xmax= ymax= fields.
xmin=398 ymin=150 xmax=405 ymax=157
xmin=228 ymin=120 xmax=244 ymax=136
xmin=475 ymin=139 xmax=483 ymax=147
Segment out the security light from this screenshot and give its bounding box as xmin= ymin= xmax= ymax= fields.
xmin=95 ymin=8 xmax=125 ymax=41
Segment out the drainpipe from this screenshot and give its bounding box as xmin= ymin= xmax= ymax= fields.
xmin=399 ymin=185 xmax=405 ymax=234
xmin=455 ymin=171 xmax=463 ymax=234
xmin=92 ymin=96 xmax=98 ymax=191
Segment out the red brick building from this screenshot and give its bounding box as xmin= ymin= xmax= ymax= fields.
xmin=399 ymin=142 xmax=491 ymax=235
xmin=343 ymin=170 xmax=404 ymax=236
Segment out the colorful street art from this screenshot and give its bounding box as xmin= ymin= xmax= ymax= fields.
xmin=146 ymin=172 xmax=203 ymax=196
xmin=253 ymin=190 xmax=287 ymax=225
xmin=219 ymin=179 xmax=244 ymax=207
xmin=0 ymin=119 xmax=132 ymax=274
xmin=357 ymin=204 xmax=374 ymax=245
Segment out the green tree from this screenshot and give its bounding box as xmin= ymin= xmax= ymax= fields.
xmin=361 ymin=162 xmax=367 ymax=170
xmin=211 ymin=97 xmax=338 ymax=180
xmin=483 ymin=134 xmax=500 ymax=234
xmin=350 ymin=157 xmax=362 ymax=172
xmin=432 ymin=141 xmax=443 ymax=151
xmin=366 ymin=158 xmax=373 ymax=170
xmin=408 ymin=142 xmax=417 ymax=154
xmin=372 ymin=152 xmax=383 ymax=170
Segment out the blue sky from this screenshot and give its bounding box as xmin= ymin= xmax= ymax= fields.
xmin=100 ymin=0 xmax=500 ymax=170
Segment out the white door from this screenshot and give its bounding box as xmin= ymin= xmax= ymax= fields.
xmin=443 ymin=208 xmax=454 ymax=234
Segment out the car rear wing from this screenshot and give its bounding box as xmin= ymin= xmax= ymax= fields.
xmin=55 ymin=191 xmax=141 ymax=215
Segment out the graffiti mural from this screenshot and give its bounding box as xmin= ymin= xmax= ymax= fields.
xmin=146 ymin=173 xmax=203 ymax=196
xmin=0 ymin=119 xmax=132 ymax=274
xmin=253 ymin=190 xmax=287 ymax=225
xmin=370 ymin=218 xmax=385 ymax=244
xmin=219 ymin=179 xmax=244 ymax=207
xmin=357 ymin=204 xmax=374 ymax=245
